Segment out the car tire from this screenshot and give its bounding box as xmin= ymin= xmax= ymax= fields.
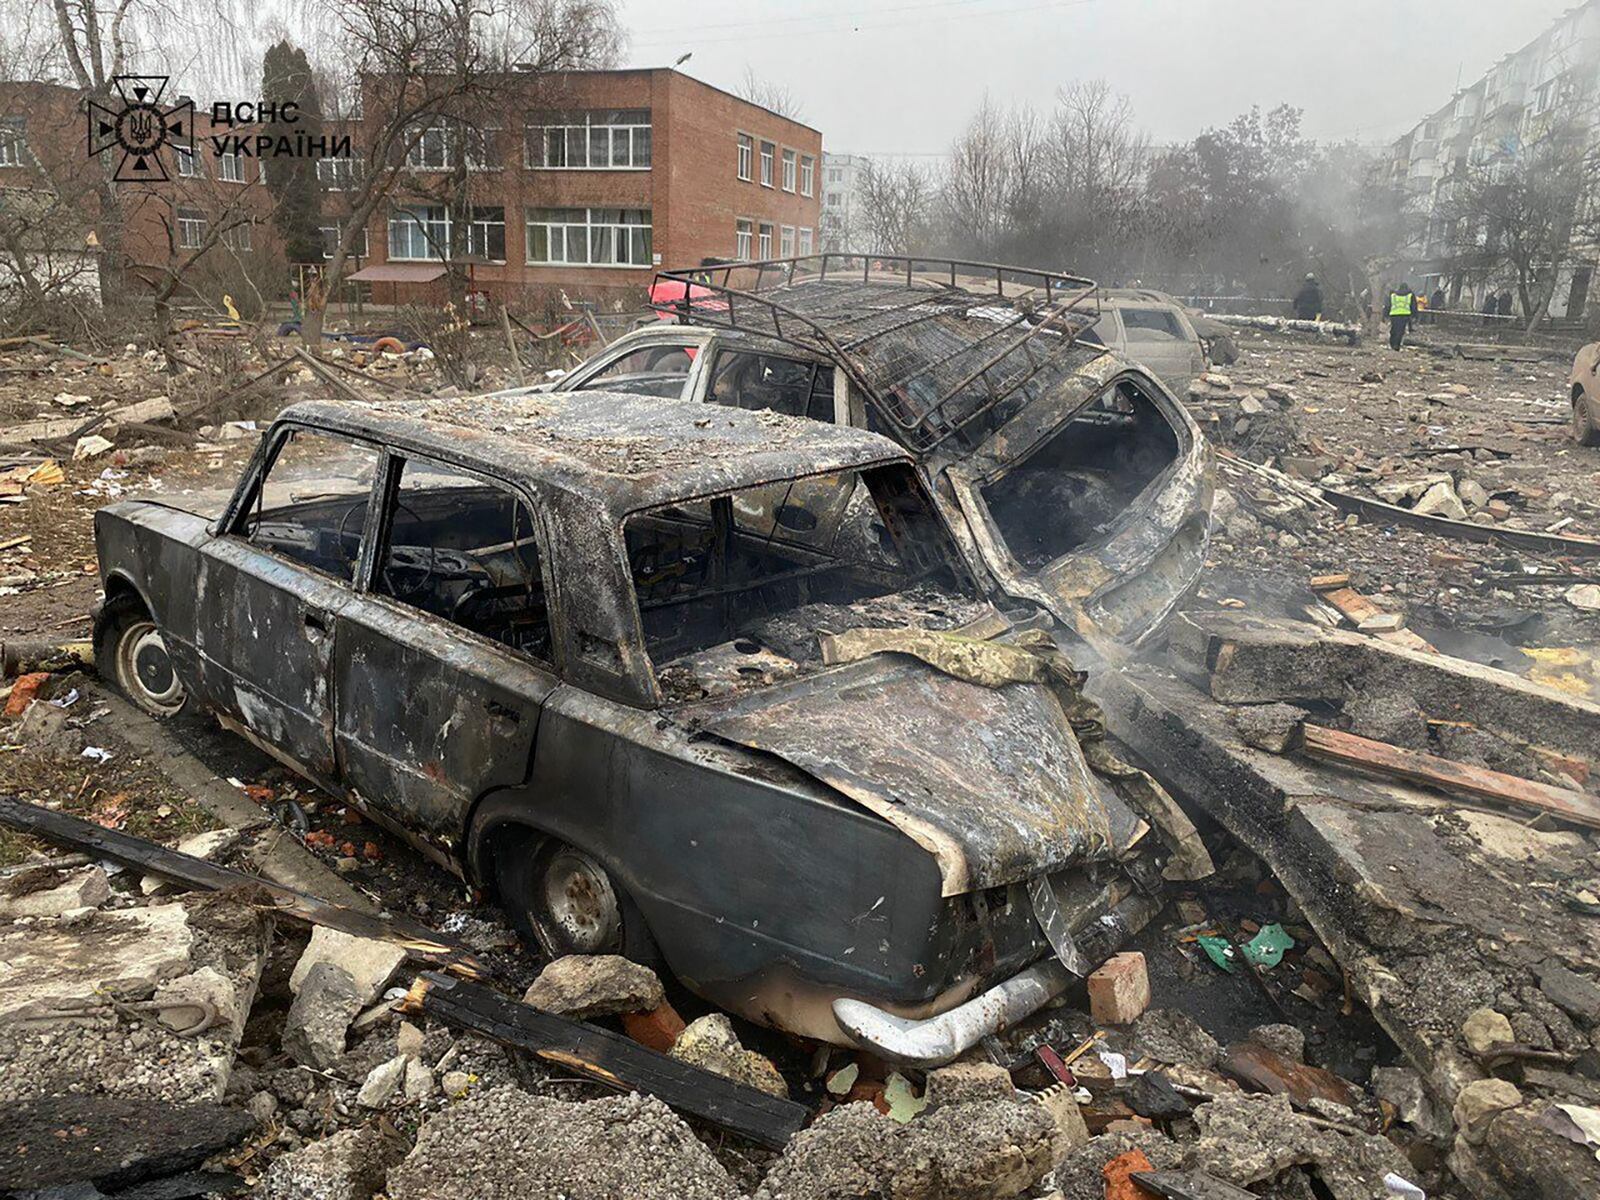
xmin=1575 ymin=392 xmax=1600 ymax=446
xmin=494 ymin=830 xmax=660 ymax=966
xmin=95 ymin=594 xmax=187 ymax=717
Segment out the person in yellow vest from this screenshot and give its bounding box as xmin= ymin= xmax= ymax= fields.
xmin=1387 ymin=283 xmax=1416 ymax=350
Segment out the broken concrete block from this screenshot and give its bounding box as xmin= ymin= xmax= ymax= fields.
xmin=256 ymin=1127 xmax=404 ymax=1200
xmin=1453 ymin=1078 xmax=1522 ymax=1145
xmin=1536 ymin=963 xmax=1600 ymax=1025
xmin=404 ymin=1057 xmax=436 ymax=1102
xmin=1462 ymin=1007 xmax=1515 ymax=1054
xmin=1565 ymin=584 xmax=1600 ymax=612
xmin=1232 ymin=703 xmax=1308 ymax=754
xmin=397 ymin=1019 xmax=425 ymax=1059
xmin=924 ymin=1062 xmax=1016 ymax=1110
xmin=1247 ymin=1023 xmax=1305 ymax=1063
xmin=1087 ymin=952 xmax=1150 ymax=1025
xmin=1457 ymin=477 xmax=1489 ymax=509
xmin=1034 ymin=1084 xmax=1091 ymax=1159
xmin=141 ymin=828 xmax=242 ymax=895
xmin=521 ymin=953 xmax=664 ymax=1019
xmin=670 ymin=1012 xmax=789 ymax=1099
xmin=0 ymin=901 xmax=193 ymax=1020
xmin=1370 ymin=1066 xmax=1451 ymax=1143
xmin=1413 ymin=480 xmax=1468 ymax=520
xmin=282 ymin=960 xmax=363 ymax=1070
xmin=357 ymin=1054 xmax=408 ymax=1108
xmin=388 ymin=1088 xmax=739 ymax=1200
xmin=1344 ymin=693 xmax=1429 ymax=751
xmin=0 ymin=865 xmax=111 ymax=919
xmin=1129 ymin=1008 xmax=1221 ymax=1070
xmin=289 ymin=926 xmax=405 ymax=1007
xmin=440 ymin=1069 xmax=471 ymax=1098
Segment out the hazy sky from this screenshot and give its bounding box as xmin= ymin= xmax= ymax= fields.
xmin=618 ymin=0 xmax=1576 ymax=154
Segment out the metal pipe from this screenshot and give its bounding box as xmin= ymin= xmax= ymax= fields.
xmin=832 ymin=889 xmax=1162 ymax=1067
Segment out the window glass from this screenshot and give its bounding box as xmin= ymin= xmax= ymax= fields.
xmin=575 ymin=343 xmax=695 ymax=397
xmin=1119 ymin=308 xmax=1185 ymax=342
xmin=375 ymin=460 xmax=552 ymax=664
xmin=240 ymin=429 xmax=380 ymax=584
xmin=706 ymin=351 xmax=833 ymax=422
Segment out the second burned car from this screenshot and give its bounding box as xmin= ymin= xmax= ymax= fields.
xmin=93 ymin=392 xmax=1191 ymax=1065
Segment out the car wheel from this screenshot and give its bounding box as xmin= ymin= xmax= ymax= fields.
xmin=97 ymin=595 xmax=187 ymax=717
xmin=1575 ymin=392 xmax=1600 ymax=446
xmin=496 ymin=832 xmax=659 ymax=965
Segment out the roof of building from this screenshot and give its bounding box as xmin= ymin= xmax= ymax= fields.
xmin=275 ymin=392 xmax=909 ymax=512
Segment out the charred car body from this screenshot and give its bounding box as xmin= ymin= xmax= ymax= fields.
xmin=94 ymin=392 xmax=1182 ymax=1064
xmin=543 ymin=255 xmax=1214 ymax=649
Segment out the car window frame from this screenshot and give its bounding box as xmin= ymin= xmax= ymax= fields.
xmin=562 ymin=332 xmax=703 ymax=397
xmin=218 ymin=421 xmax=389 ymax=589
xmin=363 ymin=448 xmax=565 ymax=675
xmin=703 ymin=346 xmax=836 ymax=423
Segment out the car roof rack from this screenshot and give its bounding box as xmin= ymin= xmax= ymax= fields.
xmin=651 ymin=253 xmax=1102 ymax=452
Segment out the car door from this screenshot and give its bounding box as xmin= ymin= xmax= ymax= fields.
xmin=331 ymin=452 xmax=560 ymax=859
xmin=195 ymin=425 xmax=382 ymax=786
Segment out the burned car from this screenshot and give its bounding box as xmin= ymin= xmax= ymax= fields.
xmin=545 ymin=255 xmax=1214 ymax=648
xmin=93 ymin=392 xmax=1183 ymax=1063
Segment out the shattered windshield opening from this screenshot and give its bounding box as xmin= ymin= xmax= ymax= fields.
xmin=622 ymin=462 xmax=983 ymax=699
xmin=978 ymin=377 xmax=1180 ymax=569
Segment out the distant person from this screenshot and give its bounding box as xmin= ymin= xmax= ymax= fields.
xmin=1430 ymin=286 xmax=1447 ymax=311
xmin=1497 ymin=290 xmax=1514 ymax=317
xmin=1387 ymin=282 xmax=1416 ymax=350
xmin=1292 ymin=273 xmax=1323 ymax=321
xmin=1481 ymin=291 xmax=1498 ymax=326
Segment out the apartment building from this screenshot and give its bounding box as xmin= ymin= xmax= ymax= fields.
xmin=341 ymin=68 xmax=822 ymax=305
xmin=1386 ymin=0 xmax=1600 ymax=317
xmin=0 ymin=68 xmax=822 ymax=308
xmin=819 ymin=152 xmax=867 ymax=251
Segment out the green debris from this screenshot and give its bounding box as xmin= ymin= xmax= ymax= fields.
xmin=825 ymin=1062 xmax=860 ymax=1096
xmin=1198 ymin=934 xmax=1238 ymax=973
xmin=884 ymin=1072 xmax=927 ymax=1123
xmin=1243 ymin=923 xmax=1295 ymax=968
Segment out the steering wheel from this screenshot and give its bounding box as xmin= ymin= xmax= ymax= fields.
xmin=376 ymin=501 xmax=435 ymax=599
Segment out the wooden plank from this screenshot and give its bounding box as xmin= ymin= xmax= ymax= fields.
xmin=401 ymin=972 xmax=809 ymax=1149
xmin=1299 ymin=724 xmax=1600 ymax=831
xmin=0 ymin=794 xmax=489 ymax=977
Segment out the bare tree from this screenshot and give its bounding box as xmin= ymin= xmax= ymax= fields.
xmin=1436 ymin=92 xmax=1600 ymax=332
xmin=857 ymin=159 xmax=934 ymax=256
xmin=736 ymin=66 xmax=804 ymax=122
xmin=303 ymin=0 xmax=621 ymax=347
xmin=942 ymin=94 xmax=1023 ymax=256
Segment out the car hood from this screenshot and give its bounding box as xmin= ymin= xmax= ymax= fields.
xmin=684 ymin=653 xmax=1140 ymax=896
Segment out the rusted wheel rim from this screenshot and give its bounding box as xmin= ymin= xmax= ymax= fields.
xmin=116 ymin=619 xmax=185 ymax=716
xmin=541 ymin=847 xmax=621 ymax=953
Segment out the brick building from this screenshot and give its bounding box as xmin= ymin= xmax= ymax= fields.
xmin=0 ymin=68 xmax=822 ymax=310
xmin=341 ymin=68 xmax=823 ymax=306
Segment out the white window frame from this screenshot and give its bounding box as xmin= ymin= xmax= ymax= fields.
xmin=737 ymin=132 xmax=753 ymax=181
xmin=0 ymin=118 xmax=25 ymax=167
xmin=759 ymin=140 xmax=775 ymax=187
xmin=524 ymin=207 xmax=653 ymax=268
xmin=224 ymin=222 xmax=252 ymax=251
xmin=466 ymin=206 xmax=506 ymax=262
xmin=779 ymin=225 xmax=795 ymax=256
xmin=317 ymin=156 xmax=360 ymax=190
xmin=176 ymin=208 xmax=206 ymax=249
xmin=388 ymin=204 xmax=450 ymax=261
xmin=799 ymin=154 xmax=814 ymax=197
xmin=523 ymin=110 xmax=652 ymax=171
xmin=176 ymin=147 xmax=197 ymax=178
xmin=798 ymin=227 xmax=813 ymax=255
xmin=735 ymin=217 xmax=753 ymax=259
xmin=406 ymin=123 xmax=452 ymax=170
xmin=781 ymin=147 xmax=796 ymax=192
xmin=218 ymin=149 xmax=244 ymax=183
xmin=757 ymin=222 xmax=774 ymax=258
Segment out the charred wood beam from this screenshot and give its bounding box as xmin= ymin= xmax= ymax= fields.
xmin=0 ymin=794 xmax=489 ymax=979
xmin=399 ymin=972 xmax=809 ymax=1149
xmin=1298 ymin=724 xmax=1600 ymax=831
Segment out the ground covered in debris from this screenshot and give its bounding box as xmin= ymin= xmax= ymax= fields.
xmin=2 ymin=326 xmax=1600 ymax=1198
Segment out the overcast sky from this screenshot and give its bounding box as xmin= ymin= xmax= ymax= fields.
xmin=618 ymin=0 xmax=1576 ymax=154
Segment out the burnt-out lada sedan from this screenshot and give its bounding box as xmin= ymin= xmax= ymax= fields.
xmin=93 ymin=391 xmax=1165 ymax=1063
